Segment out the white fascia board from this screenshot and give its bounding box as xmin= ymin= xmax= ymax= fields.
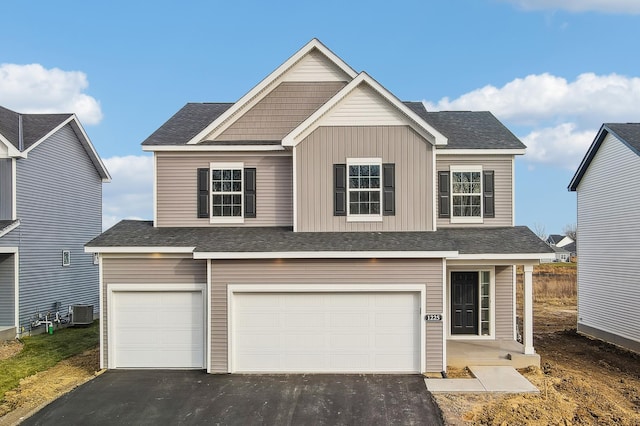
xmin=186 ymin=39 xmax=358 ymax=146
xmin=0 ymin=135 xmax=22 ymax=157
xmin=0 ymin=220 xmax=20 ymax=238
xmin=453 ymin=253 xmax=555 ymax=261
xmin=142 ymin=145 xmax=287 ymax=152
xmin=282 ymin=72 xmax=448 ymax=147
xmin=0 ymin=246 xmax=19 ymax=254
xmin=435 ymin=149 xmax=526 ymax=156
xmin=84 ymin=246 xmax=195 ymax=254
xmin=193 ymin=250 xmax=459 ymax=260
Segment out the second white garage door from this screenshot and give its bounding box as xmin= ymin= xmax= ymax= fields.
xmin=232 ymin=292 xmax=421 ymax=373
xmin=112 ymin=289 xmax=204 ymax=369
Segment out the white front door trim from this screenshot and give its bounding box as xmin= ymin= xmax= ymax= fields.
xmin=227 ymin=283 xmax=426 ymax=373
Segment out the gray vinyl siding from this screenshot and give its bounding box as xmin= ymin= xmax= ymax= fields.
xmin=0 ymin=254 xmax=15 ymax=326
xmin=296 ymin=126 xmax=434 ymax=232
xmin=576 ymin=133 xmax=640 ymax=349
xmin=215 ymin=82 xmax=345 ymax=141
xmin=155 ymin=152 xmax=292 ymax=227
xmin=436 ymin=154 xmax=513 ymax=228
xmin=101 ymin=255 xmax=207 ymax=368
xmin=14 ymin=124 xmax=103 ymax=330
xmin=210 ymin=258 xmax=444 ymax=373
xmin=495 ymin=265 xmax=514 ymax=339
xmin=0 ymin=159 xmax=13 ymax=220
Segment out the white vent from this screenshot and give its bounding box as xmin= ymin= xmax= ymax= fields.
xmin=70 ymin=304 xmax=94 ymax=326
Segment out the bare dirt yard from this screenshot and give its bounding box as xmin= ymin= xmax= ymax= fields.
xmin=435 ymin=263 xmax=640 ymax=425
xmin=1 ymin=263 xmax=639 ymax=425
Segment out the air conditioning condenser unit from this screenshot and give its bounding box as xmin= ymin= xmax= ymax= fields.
xmin=70 ymin=304 xmax=94 ymax=326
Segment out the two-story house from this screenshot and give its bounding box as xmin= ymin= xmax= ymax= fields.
xmin=87 ymin=39 xmax=553 ymax=374
xmin=0 ymin=106 xmax=110 ymax=340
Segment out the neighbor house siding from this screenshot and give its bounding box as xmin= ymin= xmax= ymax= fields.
xmin=0 ymin=254 xmax=15 ymax=326
xmin=0 ymin=159 xmax=13 ymax=220
xmin=576 ymin=133 xmax=640 ymax=350
xmin=215 ymin=82 xmax=345 ymax=141
xmin=436 ymin=154 xmax=513 ymax=227
xmin=101 ymin=255 xmax=207 ymax=368
xmin=210 ymin=258 xmax=444 ymax=373
xmin=296 ymin=126 xmax=433 ymax=232
xmin=495 ymin=265 xmax=514 ymax=339
xmin=15 ymin=124 xmax=102 ymax=330
xmin=155 ymin=152 xmax=292 ymax=227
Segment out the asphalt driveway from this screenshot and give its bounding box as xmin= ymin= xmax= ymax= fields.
xmin=22 ymin=371 xmax=443 ymax=425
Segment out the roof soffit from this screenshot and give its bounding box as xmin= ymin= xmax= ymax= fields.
xmin=282 ymin=72 xmax=448 ymax=147
xmin=187 ymin=39 xmax=358 ymax=145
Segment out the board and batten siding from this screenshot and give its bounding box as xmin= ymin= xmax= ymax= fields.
xmin=296 ymin=126 xmax=434 ymax=232
xmin=215 ymin=82 xmax=346 ymax=142
xmin=495 ymin=266 xmax=514 ymax=339
xmin=211 ymin=258 xmax=444 ymax=373
xmin=15 ymin=124 xmax=103 ymax=330
xmin=0 ymin=254 xmax=15 ymax=326
xmin=436 ymin=154 xmax=513 ymax=228
xmin=576 ymin=133 xmax=640 ymax=350
xmin=155 ymin=152 xmax=292 ymax=227
xmin=101 ymin=255 xmax=207 ymax=368
xmin=0 ymin=159 xmax=13 ymax=220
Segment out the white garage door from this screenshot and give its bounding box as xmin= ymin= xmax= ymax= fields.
xmin=112 ymin=290 xmax=204 ymax=368
xmin=232 ymin=292 xmax=420 ymax=373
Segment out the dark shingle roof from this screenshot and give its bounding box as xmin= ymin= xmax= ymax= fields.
xmin=88 ymin=220 xmax=552 ymax=256
xmin=0 ymin=220 xmax=19 ymax=238
xmin=141 ymin=100 xmax=524 ymax=151
xmin=546 ymin=234 xmax=565 ymax=245
xmin=569 ymin=123 xmax=640 ymax=191
xmin=0 ymin=106 xmax=72 ymax=151
xmin=141 ymin=103 xmax=232 ymax=146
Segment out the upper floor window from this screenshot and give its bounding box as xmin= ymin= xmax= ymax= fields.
xmin=439 ymin=166 xmax=494 ymax=224
xmin=197 ymin=163 xmax=256 ymax=223
xmin=348 ymin=159 xmax=382 ymax=221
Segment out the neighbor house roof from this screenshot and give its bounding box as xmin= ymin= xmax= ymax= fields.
xmin=87 ymin=220 xmax=553 ymax=259
xmin=569 ymin=123 xmax=640 ymax=191
xmin=141 ymin=101 xmax=525 ymax=151
xmin=0 ymin=106 xmax=111 ymax=181
xmin=546 ymin=234 xmax=565 ymax=245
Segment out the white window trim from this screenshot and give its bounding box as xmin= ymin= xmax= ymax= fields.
xmin=447 ymin=267 xmax=496 ymax=340
xmin=346 ymin=157 xmax=383 ymax=222
xmin=449 ymin=165 xmax=483 ymax=224
xmin=62 ymin=250 xmax=71 ymax=267
xmin=210 ymin=162 xmax=244 ymax=224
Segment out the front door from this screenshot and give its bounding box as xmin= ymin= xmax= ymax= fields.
xmin=451 ymin=272 xmax=478 ymax=335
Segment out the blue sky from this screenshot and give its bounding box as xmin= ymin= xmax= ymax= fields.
xmin=2 ymin=0 xmax=640 ymax=235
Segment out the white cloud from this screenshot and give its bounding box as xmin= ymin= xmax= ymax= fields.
xmin=0 ymin=63 xmax=103 ymax=125
xmin=502 ymin=0 xmax=640 ymax=14
xmin=102 ymin=155 xmax=153 ymax=230
xmin=425 ymin=72 xmax=640 ymax=168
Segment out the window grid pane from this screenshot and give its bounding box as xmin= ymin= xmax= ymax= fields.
xmin=348 ymin=163 xmax=382 ymax=216
xmin=452 ymin=171 xmax=481 ymax=218
xmin=480 ymin=271 xmax=490 ymax=336
xmin=211 ymin=168 xmax=242 ymax=217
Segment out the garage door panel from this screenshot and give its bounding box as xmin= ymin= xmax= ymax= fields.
xmin=113 ymin=290 xmax=204 ymax=369
xmin=233 ymin=292 xmax=420 ymax=373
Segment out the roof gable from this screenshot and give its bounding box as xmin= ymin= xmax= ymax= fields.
xmin=187 ymin=39 xmax=357 ymax=145
xmin=569 ymin=123 xmax=640 ymax=191
xmin=282 ymin=72 xmax=448 ymax=147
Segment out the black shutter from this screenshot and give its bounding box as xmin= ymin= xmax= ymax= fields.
xmin=334 ymin=164 xmax=346 ymax=216
xmin=244 ymin=168 xmax=257 ymax=218
xmin=382 ymin=163 xmax=395 ymax=216
xmin=197 ymin=168 xmax=209 ymax=218
xmin=438 ymin=171 xmax=450 ymax=218
xmin=483 ymin=170 xmax=495 ymax=218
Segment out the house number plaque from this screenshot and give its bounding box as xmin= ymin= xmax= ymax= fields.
xmin=425 ymin=314 xmax=443 ymax=321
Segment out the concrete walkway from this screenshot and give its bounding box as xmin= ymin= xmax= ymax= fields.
xmin=425 ymin=366 xmax=539 ymax=393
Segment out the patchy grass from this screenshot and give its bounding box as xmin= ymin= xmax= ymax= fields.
xmin=0 ymin=322 xmax=99 ymax=402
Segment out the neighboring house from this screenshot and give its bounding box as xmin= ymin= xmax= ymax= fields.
xmin=87 ymin=39 xmax=553 ymax=373
xmin=562 ymin=241 xmax=577 ymax=262
xmin=543 ymin=245 xmax=570 ymax=263
xmin=0 ymin=106 xmax=110 ymax=339
xmin=546 ymin=234 xmax=574 ymax=248
xmin=569 ymin=123 xmax=640 ymax=353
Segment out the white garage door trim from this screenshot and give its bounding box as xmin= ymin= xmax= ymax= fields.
xmin=228 ymin=284 xmax=426 ymax=373
xmin=107 ymin=283 xmax=206 ymax=369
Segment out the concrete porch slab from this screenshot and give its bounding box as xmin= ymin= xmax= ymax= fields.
xmin=425 ymin=366 xmax=539 ymax=394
